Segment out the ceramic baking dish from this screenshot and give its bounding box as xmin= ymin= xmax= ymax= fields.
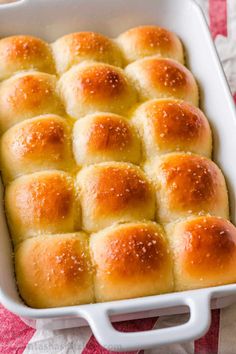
xmin=0 ymin=0 xmax=236 ymax=351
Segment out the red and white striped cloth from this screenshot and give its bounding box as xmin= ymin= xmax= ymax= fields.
xmin=1 ymin=0 xmax=236 ymax=353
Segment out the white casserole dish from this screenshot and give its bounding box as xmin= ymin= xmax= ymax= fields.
xmin=0 ymin=0 xmax=236 ymax=351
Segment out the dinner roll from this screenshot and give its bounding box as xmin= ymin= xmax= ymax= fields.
xmin=76 ymin=162 xmax=155 ymax=232
xmin=0 ymin=114 xmax=74 ymax=183
xmin=15 ymin=233 xmax=94 ymax=308
xmin=117 ymin=25 xmax=184 ymax=65
xmin=0 ymin=35 xmax=55 ymax=80
xmin=125 ymin=57 xmax=198 ymax=105
xmin=58 ymin=62 xmax=137 ymax=119
xmin=73 ymin=112 xmax=141 ymax=166
xmin=0 ymin=72 xmax=64 ymax=133
xmin=5 ymin=171 xmax=79 ymax=245
xmin=52 ymin=31 xmax=123 ymax=75
xmin=90 ymin=222 xmax=173 ymax=302
xmin=132 ymin=99 xmax=212 ymax=159
xmin=145 ymin=153 xmax=229 ymax=223
xmin=166 ymin=216 xmax=236 ymax=291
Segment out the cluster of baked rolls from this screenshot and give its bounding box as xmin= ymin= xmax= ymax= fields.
xmin=0 ymin=26 xmax=236 ymax=309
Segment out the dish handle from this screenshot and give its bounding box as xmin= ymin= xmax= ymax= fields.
xmin=80 ymin=291 xmax=211 ymax=351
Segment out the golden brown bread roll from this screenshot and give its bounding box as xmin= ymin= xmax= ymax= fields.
xmin=73 ymin=112 xmax=141 ymax=166
xmin=90 ymin=222 xmax=173 ymax=302
xmin=145 ymin=153 xmax=229 ymax=223
xmin=132 ymin=99 xmax=212 ymax=159
xmin=125 ymin=57 xmax=198 ymax=105
xmin=0 ymin=72 xmax=64 ymax=133
xmin=117 ymin=25 xmax=184 ymax=65
xmin=0 ymin=35 xmax=55 ymax=80
xmin=58 ymin=62 xmax=137 ymax=119
xmin=52 ymin=31 xmax=123 ymax=75
xmin=15 ymin=233 xmax=94 ymax=308
xmin=76 ymin=162 xmax=155 ymax=232
xmin=166 ymin=216 xmax=236 ymax=291
xmin=5 ymin=171 xmax=79 ymax=245
xmin=0 ymin=114 xmax=74 ymax=183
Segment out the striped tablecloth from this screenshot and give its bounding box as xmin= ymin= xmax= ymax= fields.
xmin=1 ymin=0 xmax=236 ymax=353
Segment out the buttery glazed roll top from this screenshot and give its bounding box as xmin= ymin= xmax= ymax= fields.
xmin=145 ymin=153 xmax=229 ymax=223
xmin=52 ymin=31 xmax=123 ymax=74
xmin=91 ymin=222 xmax=173 ymax=302
xmin=0 ymin=72 xmax=64 ymax=133
xmin=166 ymin=216 xmax=236 ymax=291
xmin=0 ymin=114 xmax=74 ymax=183
xmin=0 ymin=35 xmax=55 ymax=80
xmin=125 ymin=57 xmax=198 ymax=105
xmin=132 ymin=99 xmax=212 ymax=158
xmin=58 ymin=62 xmax=137 ymax=119
xmin=73 ymin=112 xmax=141 ymax=165
xmin=117 ymin=25 xmax=184 ymax=64
xmin=5 ymin=171 xmax=79 ymax=245
xmin=15 ymin=233 xmax=94 ymax=308
xmin=76 ymin=162 xmax=155 ymax=232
